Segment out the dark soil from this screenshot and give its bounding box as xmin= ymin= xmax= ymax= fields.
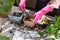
xmin=13 ymin=12 xmax=22 ymax=17
xmin=24 ymin=15 xmax=34 ymax=21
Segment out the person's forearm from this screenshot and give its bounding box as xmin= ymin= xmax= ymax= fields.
xmin=37 ymin=5 xmax=53 ymax=15
xmin=48 ymin=0 xmax=60 ymax=9
xmin=47 ymin=0 xmax=55 ymax=5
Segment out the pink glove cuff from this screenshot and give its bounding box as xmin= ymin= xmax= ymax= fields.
xmin=42 ymin=5 xmax=53 ymax=12
xmin=37 ymin=5 xmax=53 ymax=15
xmin=20 ymin=0 xmax=26 ymax=4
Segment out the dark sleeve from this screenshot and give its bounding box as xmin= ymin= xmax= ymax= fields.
xmin=35 ymin=0 xmax=50 ymax=11
xmin=46 ymin=6 xmax=60 ymax=17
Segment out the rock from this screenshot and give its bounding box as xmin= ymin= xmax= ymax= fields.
xmin=25 ymin=39 xmax=34 ymax=40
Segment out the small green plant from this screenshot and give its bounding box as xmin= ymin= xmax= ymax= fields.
xmin=0 ymin=0 xmax=15 ymax=14
xmin=48 ymin=38 xmax=55 ymax=40
xmin=38 ymin=32 xmax=44 ymax=38
xmin=0 ymin=34 xmax=10 ymax=40
xmin=46 ymin=16 xmax=60 ymax=39
xmin=38 ymin=16 xmax=60 ymax=40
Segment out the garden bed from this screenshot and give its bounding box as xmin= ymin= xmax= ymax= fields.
xmin=1 ymin=6 xmax=60 ymax=40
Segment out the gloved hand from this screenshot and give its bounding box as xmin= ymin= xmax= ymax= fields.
xmin=19 ymin=0 xmax=26 ymax=13
xmin=33 ymin=5 xmax=53 ymax=25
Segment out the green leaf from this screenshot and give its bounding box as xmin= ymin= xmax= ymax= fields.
xmin=0 ymin=0 xmax=15 ymax=14
xmin=54 ymin=16 xmax=60 ymax=27
xmin=0 ymin=34 xmax=10 ymax=40
xmin=46 ymin=24 xmax=56 ymax=35
xmin=49 ymin=38 xmax=55 ymax=40
xmin=38 ymin=32 xmax=44 ymax=38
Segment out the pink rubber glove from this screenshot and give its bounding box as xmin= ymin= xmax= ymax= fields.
xmin=33 ymin=5 xmax=53 ymax=25
xmin=19 ymin=0 xmax=26 ymax=13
